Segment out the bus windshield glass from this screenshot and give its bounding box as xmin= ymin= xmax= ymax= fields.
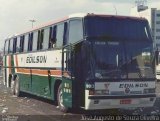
xmin=85 ymin=40 xmax=154 ymax=79
xmin=84 ymin=16 xmax=154 ymax=79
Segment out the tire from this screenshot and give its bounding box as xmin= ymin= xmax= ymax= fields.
xmin=57 ymin=84 xmax=68 ymax=112
xmin=14 ymin=77 xmax=20 ymax=97
xmin=8 ymin=74 xmax=12 ymax=87
xmin=11 ymin=77 xmax=15 ymax=95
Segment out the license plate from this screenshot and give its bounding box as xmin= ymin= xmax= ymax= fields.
xmin=120 ymin=99 xmax=131 ymax=104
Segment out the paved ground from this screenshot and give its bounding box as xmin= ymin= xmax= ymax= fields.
xmin=1 ymin=77 xmax=160 ymax=121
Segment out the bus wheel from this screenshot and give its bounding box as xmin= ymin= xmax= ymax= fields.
xmin=57 ymin=84 xmax=68 ymax=112
xmin=11 ymin=77 xmax=15 ymax=95
xmin=14 ymin=77 xmax=20 ymax=97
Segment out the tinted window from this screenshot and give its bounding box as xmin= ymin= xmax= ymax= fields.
xmin=49 ymin=26 xmax=57 ymax=48
xmin=9 ymin=39 xmax=13 ymax=53
xmin=32 ymin=31 xmax=38 ymax=51
xmin=69 ymin=19 xmax=83 ymax=44
xmin=56 ymin=23 xmax=64 ymax=47
xmin=16 ymin=37 xmax=20 ymax=52
xmin=157 ymin=14 xmax=160 ymax=17
xmin=20 ymin=35 xmax=24 ymax=52
xmin=28 ymin=33 xmax=33 ymax=51
xmin=13 ymin=38 xmax=17 ymax=53
xmin=37 ymin=29 xmax=44 ymax=50
xmin=4 ymin=40 xmax=9 ymax=54
xmin=43 ymin=28 xmax=50 ymax=49
xmin=63 ymin=22 xmax=68 ymax=45
xmin=24 ymin=34 xmax=29 ymax=52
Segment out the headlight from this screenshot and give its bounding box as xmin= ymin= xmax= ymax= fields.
xmin=95 ymin=90 xmax=109 ymax=95
xmin=95 ymin=73 xmax=102 ymax=79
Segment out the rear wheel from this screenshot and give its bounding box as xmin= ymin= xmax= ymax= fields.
xmin=14 ymin=77 xmax=20 ymax=97
xmin=57 ymin=84 xmax=68 ymax=112
xmin=11 ymin=77 xmax=15 ymax=95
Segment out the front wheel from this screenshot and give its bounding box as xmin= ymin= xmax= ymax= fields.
xmin=57 ymin=84 xmax=68 ymax=112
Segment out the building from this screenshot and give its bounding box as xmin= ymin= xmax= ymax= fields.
xmin=130 ymin=6 xmax=160 ymax=49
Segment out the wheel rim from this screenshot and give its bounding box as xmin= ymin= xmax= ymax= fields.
xmin=11 ymin=81 xmax=14 ymax=93
xmin=59 ymin=88 xmax=64 ymax=108
xmin=15 ymin=82 xmax=18 ymax=94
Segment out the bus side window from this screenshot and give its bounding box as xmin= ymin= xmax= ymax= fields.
xmin=56 ymin=23 xmax=64 ymax=47
xmin=20 ymin=35 xmax=24 ymax=52
xmin=37 ymin=29 xmax=44 ymax=50
xmin=16 ymin=37 xmax=20 ymax=53
xmin=49 ymin=26 xmax=57 ymax=48
xmin=4 ymin=40 xmax=9 ymax=55
xmin=13 ymin=37 xmax=17 ymax=53
xmin=9 ymin=39 xmax=13 ymax=54
xmin=28 ymin=32 xmax=33 ymax=51
xmin=43 ymin=27 xmax=50 ymax=50
xmin=4 ymin=41 xmax=5 ymax=55
xmin=68 ymin=19 xmax=83 ymax=44
xmin=23 ymin=34 xmax=29 ymax=52
xmin=32 ymin=31 xmax=38 ymax=51
xmin=63 ymin=22 xmax=68 ymax=46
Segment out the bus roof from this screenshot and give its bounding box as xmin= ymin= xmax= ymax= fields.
xmin=6 ymin=13 xmax=147 ymax=40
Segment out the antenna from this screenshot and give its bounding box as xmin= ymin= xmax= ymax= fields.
xmin=29 ymin=19 xmax=36 ymax=28
xmin=113 ymin=5 xmax=117 ymax=15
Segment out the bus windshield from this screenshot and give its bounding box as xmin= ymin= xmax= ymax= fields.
xmin=84 ymin=16 xmax=154 ymax=80
xmin=86 ymin=40 xmax=154 ymax=79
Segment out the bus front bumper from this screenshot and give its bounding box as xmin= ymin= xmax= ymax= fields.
xmin=85 ymin=94 xmax=156 ymax=110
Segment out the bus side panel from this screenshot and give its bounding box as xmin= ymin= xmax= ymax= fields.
xmin=31 ymin=74 xmax=51 ymax=98
xmin=62 ymin=77 xmax=72 ymax=108
xmin=18 ymin=73 xmax=31 ymax=92
xmin=14 ymin=50 xmax=63 ymax=100
xmin=19 ymin=71 xmax=56 ymax=100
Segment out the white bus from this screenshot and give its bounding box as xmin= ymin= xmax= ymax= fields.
xmin=3 ymin=13 xmax=156 ymax=112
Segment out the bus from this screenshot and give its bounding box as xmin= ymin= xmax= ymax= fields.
xmin=3 ymin=13 xmax=156 ymax=112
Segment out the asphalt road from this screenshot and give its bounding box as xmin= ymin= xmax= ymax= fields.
xmin=1 ymin=77 xmax=160 ymax=121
